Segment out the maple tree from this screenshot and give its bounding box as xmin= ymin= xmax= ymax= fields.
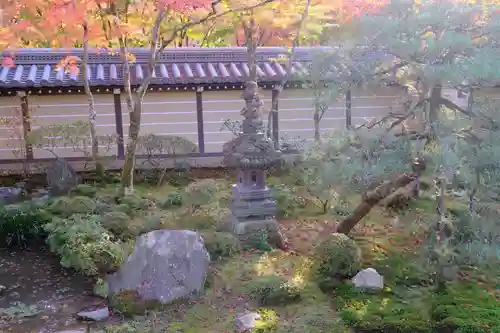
xmin=0 ymin=0 xmax=111 ymax=175
xmin=95 ymin=0 xmax=280 ymax=195
xmin=1 ymin=0 xmax=281 ymax=195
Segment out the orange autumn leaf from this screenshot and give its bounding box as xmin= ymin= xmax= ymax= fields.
xmin=1 ymin=56 xmax=15 ymax=67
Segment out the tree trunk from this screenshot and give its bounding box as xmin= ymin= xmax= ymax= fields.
xmin=121 ymin=99 xmax=142 ymax=195
xmin=314 ymin=109 xmax=321 ymax=141
xmin=119 ymin=38 xmax=136 ymax=196
xmin=336 ymin=172 xmax=419 ymax=234
xmin=82 ymin=23 xmax=103 ymax=177
xmin=428 ymin=85 xmax=442 ymax=141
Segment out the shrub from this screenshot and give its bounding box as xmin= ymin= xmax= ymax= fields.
xmin=114 ymin=203 xmax=133 ymax=215
xmin=172 ymin=214 xmax=216 ymax=230
xmin=254 ymin=308 xmax=280 ymax=333
xmin=269 ymin=184 xmax=311 ymax=218
xmin=0 ymin=201 xmax=53 ymax=248
xmin=201 ymin=231 xmax=242 ymax=261
xmin=246 ymin=275 xmax=302 ymax=306
xmin=44 ymin=214 xmax=126 ymax=275
xmin=270 ymin=184 xmax=295 ymax=218
xmin=69 ymin=184 xmax=97 ymax=198
xmin=183 ymin=179 xmax=218 ymax=212
xmin=161 ymin=190 xmax=183 ymax=209
xmin=99 ymin=211 xmax=132 ymax=239
xmin=135 ymin=213 xmax=164 ymax=236
xmin=49 ymin=196 xmax=99 ymax=217
xmin=312 ymin=233 xmax=362 ymax=291
xmin=118 ymin=194 xmax=154 ymax=212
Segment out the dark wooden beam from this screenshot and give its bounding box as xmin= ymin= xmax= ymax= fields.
xmin=113 ymin=88 xmax=125 ymax=159
xmin=17 ymin=91 xmax=33 ymax=160
xmin=196 ymin=86 xmax=205 ymax=153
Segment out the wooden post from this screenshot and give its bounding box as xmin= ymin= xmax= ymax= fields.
xmin=113 ymin=88 xmax=125 ymax=159
xmin=17 ymin=91 xmax=33 ymax=160
xmin=196 ymin=86 xmax=205 ymax=153
xmin=345 ymin=89 xmax=352 ymax=129
xmin=271 ymin=87 xmax=279 ymax=146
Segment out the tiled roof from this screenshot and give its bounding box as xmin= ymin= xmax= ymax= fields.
xmin=0 ymin=47 xmax=331 ymax=88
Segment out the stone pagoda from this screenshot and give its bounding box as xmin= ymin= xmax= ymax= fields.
xmin=223 ymin=81 xmax=282 ymax=241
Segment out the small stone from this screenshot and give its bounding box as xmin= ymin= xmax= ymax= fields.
xmin=352 ymin=268 xmax=384 ymax=290
xmin=235 ymin=312 xmax=261 ymax=332
xmin=76 ymin=307 xmax=109 ymax=321
xmin=0 ymin=285 xmax=6 ymax=295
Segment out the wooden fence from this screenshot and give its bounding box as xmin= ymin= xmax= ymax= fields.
xmin=0 ymin=86 xmax=405 ymax=172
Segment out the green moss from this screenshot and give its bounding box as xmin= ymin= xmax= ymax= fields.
xmin=170 ymin=214 xmax=216 ymax=230
xmin=335 ymin=282 xmax=500 ymax=333
xmin=109 ymin=290 xmax=159 ymax=317
xmin=245 ymin=275 xmax=302 ymax=306
xmin=432 ymin=283 xmax=500 ymax=332
xmin=335 ymin=284 xmax=432 ymax=333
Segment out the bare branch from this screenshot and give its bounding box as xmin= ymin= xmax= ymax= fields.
xmin=137 ymin=8 xmax=166 ymax=99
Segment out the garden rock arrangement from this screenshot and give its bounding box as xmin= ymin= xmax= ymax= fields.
xmin=107 ymin=229 xmax=210 ymax=305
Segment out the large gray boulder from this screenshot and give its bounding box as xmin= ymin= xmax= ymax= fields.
xmin=107 ymin=230 xmax=210 ymax=304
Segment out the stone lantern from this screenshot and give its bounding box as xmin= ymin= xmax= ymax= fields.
xmin=223 ymin=81 xmax=282 ymax=240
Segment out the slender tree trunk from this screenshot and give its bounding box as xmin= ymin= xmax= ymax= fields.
xmin=118 ymin=9 xmax=165 ymax=196
xmin=428 ymin=85 xmax=442 ymax=141
xmin=121 ymin=99 xmax=142 ymax=195
xmin=314 ymin=110 xmax=321 ymax=141
xmin=82 ymin=23 xmax=103 ymax=177
xmin=119 ymin=39 xmax=136 ymax=196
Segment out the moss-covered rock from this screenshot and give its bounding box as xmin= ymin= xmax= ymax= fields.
xmin=312 ymin=233 xmax=362 ymax=291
